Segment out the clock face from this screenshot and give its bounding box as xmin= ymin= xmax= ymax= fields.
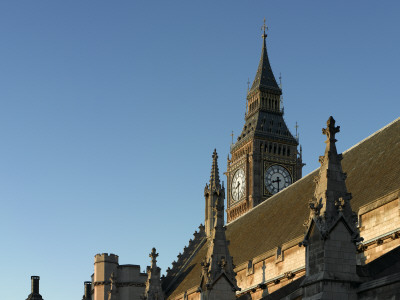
xmin=265 ymin=165 xmax=292 ymax=195
xmin=231 ymin=168 xmax=245 ymax=203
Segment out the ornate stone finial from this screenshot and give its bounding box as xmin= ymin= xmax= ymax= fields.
xmin=150 ymin=247 xmax=159 ymax=266
xmin=322 ymin=116 xmax=340 ymax=143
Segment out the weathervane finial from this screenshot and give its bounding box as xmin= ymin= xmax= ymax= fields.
xmin=261 ymin=18 xmax=268 ymax=39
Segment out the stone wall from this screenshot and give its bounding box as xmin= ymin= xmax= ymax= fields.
xmin=117 ymin=265 xmax=147 ymax=299
xmin=92 ymin=253 xmax=147 ymax=300
xmin=357 ymin=190 xmax=400 ymax=264
xmin=234 ymin=237 xmax=305 ymax=299
xmin=358 ymin=275 xmax=400 ymax=299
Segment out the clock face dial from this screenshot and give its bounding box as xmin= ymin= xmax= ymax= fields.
xmin=231 ymin=168 xmax=245 ymax=203
xmin=265 ymin=165 xmax=292 ymax=195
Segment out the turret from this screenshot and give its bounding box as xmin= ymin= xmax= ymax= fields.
xmin=94 ymin=253 xmax=119 ymax=300
xmin=26 ymin=276 xmax=44 ymax=300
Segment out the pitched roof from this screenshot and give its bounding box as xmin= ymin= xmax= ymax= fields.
xmin=166 ymin=117 xmax=400 ymax=299
xmin=249 ymin=35 xmax=281 ymax=94
xmin=233 ymin=110 xmax=298 ymax=151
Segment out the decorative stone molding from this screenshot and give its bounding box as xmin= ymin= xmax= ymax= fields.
xmin=94 ymin=281 xmax=146 ymax=287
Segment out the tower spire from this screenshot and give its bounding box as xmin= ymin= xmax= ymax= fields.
xmin=249 ymin=18 xmax=280 ymax=94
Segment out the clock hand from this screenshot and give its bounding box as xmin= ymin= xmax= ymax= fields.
xmin=272 ymin=176 xmax=282 ymax=192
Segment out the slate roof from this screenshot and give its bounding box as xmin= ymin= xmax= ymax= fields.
xmin=166 ymin=117 xmax=400 ymax=299
xmin=233 ymin=110 xmax=298 ymax=151
xmin=249 ymin=36 xmax=281 ymax=94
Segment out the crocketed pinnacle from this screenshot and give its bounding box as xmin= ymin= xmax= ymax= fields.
xmin=143 ymin=248 xmax=164 ymax=300
xmin=249 ymin=27 xmax=280 ymax=94
xmin=209 ymin=149 xmax=221 ymax=189
xmin=307 ymin=116 xmax=360 ymax=239
xmin=201 ymin=196 xmax=239 ymax=291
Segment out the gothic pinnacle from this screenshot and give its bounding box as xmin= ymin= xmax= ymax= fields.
xmin=144 ymin=247 xmax=164 ymax=300
xmin=201 ymin=185 xmax=239 ymax=293
xmin=209 ymin=149 xmax=221 ymax=189
xmin=306 ymin=116 xmax=360 ymax=240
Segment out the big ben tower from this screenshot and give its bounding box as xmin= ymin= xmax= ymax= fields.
xmin=226 ymin=21 xmax=304 ymax=223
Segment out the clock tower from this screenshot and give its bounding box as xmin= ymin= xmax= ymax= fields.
xmin=226 ymin=23 xmax=304 ymax=223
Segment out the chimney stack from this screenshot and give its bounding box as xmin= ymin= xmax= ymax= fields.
xmin=31 ymin=276 xmax=40 ymax=294
xmin=26 ymin=275 xmax=43 ymax=300
xmin=84 ymin=281 xmax=92 ymax=299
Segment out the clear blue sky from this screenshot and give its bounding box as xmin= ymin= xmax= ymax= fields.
xmin=0 ymin=1 xmax=399 ymax=299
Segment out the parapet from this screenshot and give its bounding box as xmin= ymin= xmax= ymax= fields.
xmin=162 ymin=224 xmax=206 ymax=291
xmin=94 ymin=253 xmax=119 ymax=264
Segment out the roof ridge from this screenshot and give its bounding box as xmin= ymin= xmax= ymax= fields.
xmin=342 ymin=116 xmax=400 ymax=155
xmin=226 ymin=116 xmax=400 ymax=227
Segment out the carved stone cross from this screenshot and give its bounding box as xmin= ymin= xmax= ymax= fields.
xmin=150 ymin=248 xmax=159 ymax=265
xmin=322 ymin=116 xmax=340 ymax=142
